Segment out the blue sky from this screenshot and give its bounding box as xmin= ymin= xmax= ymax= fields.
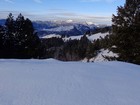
xmin=0 ymin=0 xmax=125 ymax=24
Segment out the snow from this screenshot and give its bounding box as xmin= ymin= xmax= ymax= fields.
xmin=63 ymin=32 xmax=108 ymax=42
xmin=88 ymin=32 xmax=108 ymax=41
xmin=0 ymin=59 xmax=140 ymax=105
xmin=41 ymin=34 xmax=61 ymax=39
xmin=63 ymin=35 xmax=83 ymax=41
xmin=62 ymin=32 xmax=108 ymax=42
xmin=82 ymin=49 xmax=118 ymax=62
xmin=43 ymin=26 xmax=74 ymax=32
xmin=41 ymin=34 xmax=83 ymax=41
xmin=41 ymin=32 xmax=109 ymax=43
xmin=86 ymin=21 xmax=94 ymax=25
xmin=94 ymin=49 xmax=118 ymax=62
xmin=66 ymin=19 xmax=73 ymax=23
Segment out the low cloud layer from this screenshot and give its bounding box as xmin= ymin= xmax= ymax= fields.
xmin=0 ymin=9 xmax=112 ymax=25
xmin=46 ymin=9 xmax=112 ymax=24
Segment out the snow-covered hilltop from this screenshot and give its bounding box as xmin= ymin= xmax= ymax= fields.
xmin=0 ymin=59 xmax=140 ymax=105
xmin=32 ymin=20 xmax=107 ymax=37
xmin=41 ymin=32 xmax=109 ymax=42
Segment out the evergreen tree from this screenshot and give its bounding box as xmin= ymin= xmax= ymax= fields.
xmin=0 ymin=25 xmax=4 ymax=56
xmin=78 ymin=35 xmax=90 ymax=58
xmin=3 ymin=13 xmax=17 ymax=57
xmin=15 ymin=14 xmax=41 ymax=58
xmin=111 ymin=0 xmax=140 ymax=64
xmin=0 ymin=13 xmax=42 ymax=58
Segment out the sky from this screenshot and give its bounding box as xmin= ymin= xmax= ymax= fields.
xmin=0 ymin=0 xmax=125 ymax=24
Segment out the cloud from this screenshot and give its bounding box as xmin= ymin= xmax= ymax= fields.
xmin=4 ymin=0 xmax=14 ymax=3
xmin=46 ymin=9 xmax=112 ymax=24
xmin=33 ymin=0 xmax=42 ymax=3
xmin=0 ymin=10 xmax=112 ymax=25
xmin=0 ymin=11 xmax=38 ymax=20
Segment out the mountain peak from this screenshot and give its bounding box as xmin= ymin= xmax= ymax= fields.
xmin=86 ymin=21 xmax=94 ymax=25
xmin=66 ymin=19 xmax=73 ymax=23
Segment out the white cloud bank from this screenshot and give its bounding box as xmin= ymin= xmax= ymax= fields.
xmin=0 ymin=10 xmax=112 ymax=25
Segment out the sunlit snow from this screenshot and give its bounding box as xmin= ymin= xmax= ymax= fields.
xmin=0 ymin=59 xmax=140 ymax=105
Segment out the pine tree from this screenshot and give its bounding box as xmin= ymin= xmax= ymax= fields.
xmin=78 ymin=35 xmax=89 ymax=58
xmin=15 ymin=13 xmax=41 ymax=58
xmin=111 ymin=0 xmax=140 ymax=64
xmin=24 ymin=18 xmax=41 ymax=58
xmin=0 ymin=13 xmax=43 ymax=58
xmin=0 ymin=25 xmax=4 ymax=56
xmin=4 ymin=13 xmax=16 ymax=57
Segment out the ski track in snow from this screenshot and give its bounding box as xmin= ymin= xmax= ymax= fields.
xmin=0 ymin=59 xmax=140 ymax=105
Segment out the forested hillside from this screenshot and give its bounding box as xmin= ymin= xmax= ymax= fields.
xmin=0 ymin=0 xmax=139 ymax=64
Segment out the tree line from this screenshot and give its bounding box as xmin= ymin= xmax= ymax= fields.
xmin=0 ymin=0 xmax=140 ymax=65
xmin=0 ymin=13 xmax=109 ymax=61
xmin=110 ymin=0 xmax=140 ymax=64
xmin=0 ymin=13 xmax=44 ymax=58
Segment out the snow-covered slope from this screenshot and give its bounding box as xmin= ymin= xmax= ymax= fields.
xmin=41 ymin=34 xmax=61 ymax=39
xmin=41 ymin=32 xmax=108 ymax=42
xmin=43 ymin=26 xmax=74 ymax=32
xmin=84 ymin=49 xmax=118 ymax=62
xmin=88 ymin=32 xmax=108 ymax=41
xmin=63 ymin=35 xmax=83 ymax=41
xmin=0 ymin=59 xmax=140 ymax=105
xmin=62 ymin=32 xmax=108 ymax=41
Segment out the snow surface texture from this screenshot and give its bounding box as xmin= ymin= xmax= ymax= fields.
xmin=87 ymin=32 xmax=108 ymax=41
xmin=63 ymin=35 xmax=82 ymax=41
xmin=42 ymin=32 xmax=108 ymax=42
xmin=83 ymin=49 xmax=119 ymax=62
xmin=42 ymin=34 xmax=61 ymax=39
xmin=0 ymin=59 xmax=140 ymax=105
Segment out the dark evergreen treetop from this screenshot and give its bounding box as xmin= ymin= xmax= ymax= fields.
xmin=111 ymin=0 xmax=140 ymax=64
xmin=0 ymin=13 xmax=43 ymax=58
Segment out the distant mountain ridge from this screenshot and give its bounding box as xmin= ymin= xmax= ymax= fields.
xmin=33 ymin=20 xmax=98 ymax=37
xmin=0 ymin=19 xmax=109 ymax=37
xmin=0 ymin=19 xmax=5 ymax=25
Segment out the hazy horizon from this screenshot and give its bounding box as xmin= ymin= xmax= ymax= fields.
xmin=0 ymin=0 xmax=125 ymax=24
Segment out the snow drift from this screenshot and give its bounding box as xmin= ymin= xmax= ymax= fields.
xmin=0 ymin=59 xmax=140 ymax=105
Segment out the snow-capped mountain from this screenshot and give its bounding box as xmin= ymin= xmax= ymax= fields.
xmin=37 ymin=25 xmax=82 ymax=37
xmin=0 ymin=19 xmax=109 ymax=37
xmin=43 ymin=25 xmax=75 ymax=32
xmin=33 ymin=20 xmax=98 ymax=37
